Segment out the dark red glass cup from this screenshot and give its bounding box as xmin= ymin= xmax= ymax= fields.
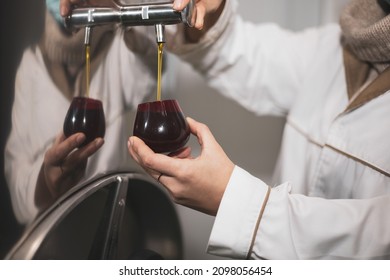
xmin=133 ymin=99 xmax=190 ymax=153
xmin=63 ymin=97 xmax=106 ymax=147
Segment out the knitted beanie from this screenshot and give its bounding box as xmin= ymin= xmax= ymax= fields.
xmin=340 ymin=0 xmax=390 ymax=64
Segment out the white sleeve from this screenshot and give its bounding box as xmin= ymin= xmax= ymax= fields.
xmin=168 ymin=0 xmax=340 ymax=117
xmin=4 ymin=48 xmax=69 ymax=225
xmin=207 ymin=166 xmax=271 ymax=258
xmin=208 ymin=166 xmax=390 ymax=259
xmin=5 ymin=62 xmax=43 ymax=225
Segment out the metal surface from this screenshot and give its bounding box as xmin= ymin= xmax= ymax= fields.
xmin=155 ymin=23 xmax=165 ymax=43
xmin=100 ymin=176 xmax=129 ymax=259
xmin=5 ymin=172 xmax=182 ymax=260
xmin=84 ymin=26 xmax=92 ymax=45
xmin=64 ymin=0 xmax=195 ymax=29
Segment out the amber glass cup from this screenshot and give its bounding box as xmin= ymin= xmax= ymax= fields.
xmin=63 ymin=97 xmax=106 ymax=147
xmin=133 ymin=99 xmax=190 ymax=153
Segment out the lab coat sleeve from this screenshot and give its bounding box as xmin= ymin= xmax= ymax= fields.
xmin=4 ymin=60 xmax=47 ymax=225
xmin=207 ymin=166 xmax=272 ymax=258
xmin=168 ymin=0 xmax=337 ymax=117
xmin=208 ymin=166 xmax=390 ymax=259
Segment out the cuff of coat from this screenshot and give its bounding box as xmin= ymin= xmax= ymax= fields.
xmin=207 ymin=165 xmax=270 ymax=259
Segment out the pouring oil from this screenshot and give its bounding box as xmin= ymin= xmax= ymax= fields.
xmin=157 ymin=42 xmax=164 ymax=101
xmin=85 ymin=44 xmax=91 ymax=98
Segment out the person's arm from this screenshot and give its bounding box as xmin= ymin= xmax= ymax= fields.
xmin=170 ymin=1 xmax=343 ymax=118
xmin=5 ymin=109 xmax=43 ymax=224
xmin=128 ymin=118 xmax=390 ymax=259
xmin=209 ymin=164 xmax=390 ymax=259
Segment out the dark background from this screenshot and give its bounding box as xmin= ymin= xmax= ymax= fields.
xmin=0 ymin=0 xmax=45 ymax=258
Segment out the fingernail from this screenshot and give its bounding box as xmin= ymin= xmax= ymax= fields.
xmin=197 ymin=18 xmax=204 ymax=30
xmin=95 ymin=138 xmax=104 ymax=148
xmin=127 ymin=137 xmax=134 ymax=148
xmin=60 ymin=6 xmax=67 ymax=17
xmin=77 ymin=134 xmax=86 ymax=145
xmin=173 ymin=0 xmax=183 ymax=10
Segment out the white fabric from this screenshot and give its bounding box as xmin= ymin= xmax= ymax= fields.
xmin=5 ymin=28 xmax=156 ymax=225
xmin=170 ymin=0 xmax=390 ymax=259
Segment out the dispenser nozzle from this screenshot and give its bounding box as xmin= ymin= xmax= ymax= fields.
xmin=84 ymin=26 xmax=92 ymax=45
xmin=155 ymin=24 xmax=165 ymax=44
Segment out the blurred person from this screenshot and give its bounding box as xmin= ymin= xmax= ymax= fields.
xmin=5 ymin=0 xmax=159 ymax=225
xmin=128 ymin=0 xmax=390 ymax=259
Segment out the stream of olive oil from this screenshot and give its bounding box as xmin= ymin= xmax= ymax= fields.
xmin=85 ymin=45 xmax=91 ymax=98
xmin=157 ymin=42 xmax=164 ymax=101
xmin=85 ymin=43 xmax=162 ymax=100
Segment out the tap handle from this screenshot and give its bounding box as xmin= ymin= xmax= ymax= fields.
xmin=181 ymin=0 xmax=195 ymax=27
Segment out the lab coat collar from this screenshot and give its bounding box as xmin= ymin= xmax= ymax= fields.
xmin=343 ymin=46 xmax=390 ymax=113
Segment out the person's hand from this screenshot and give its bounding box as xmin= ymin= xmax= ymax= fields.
xmin=35 ymin=132 xmax=104 ymax=211
xmin=128 ymin=117 xmax=234 ymax=216
xmin=60 ymin=0 xmax=116 ymax=17
xmin=173 ymin=0 xmax=225 ymax=30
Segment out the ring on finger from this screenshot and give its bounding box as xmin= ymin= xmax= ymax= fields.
xmin=157 ymin=173 xmax=163 ymax=182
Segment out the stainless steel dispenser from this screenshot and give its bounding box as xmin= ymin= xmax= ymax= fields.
xmin=65 ymin=0 xmax=196 ymax=44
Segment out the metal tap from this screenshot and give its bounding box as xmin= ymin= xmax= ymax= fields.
xmin=65 ymin=0 xmax=195 ymax=44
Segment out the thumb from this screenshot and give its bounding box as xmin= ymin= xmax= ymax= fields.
xmin=186 ymin=117 xmax=217 ymax=150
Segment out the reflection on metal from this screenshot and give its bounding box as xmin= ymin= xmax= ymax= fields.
xmin=5 ymin=173 xmax=182 ymax=260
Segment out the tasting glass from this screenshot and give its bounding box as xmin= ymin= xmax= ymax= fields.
xmin=63 ymin=97 xmax=106 ymax=147
xmin=133 ymin=99 xmax=190 ymax=153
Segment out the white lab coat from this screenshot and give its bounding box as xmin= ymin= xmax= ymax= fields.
xmin=169 ymin=0 xmax=390 ymax=259
xmin=5 ymin=27 xmax=157 ymax=225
